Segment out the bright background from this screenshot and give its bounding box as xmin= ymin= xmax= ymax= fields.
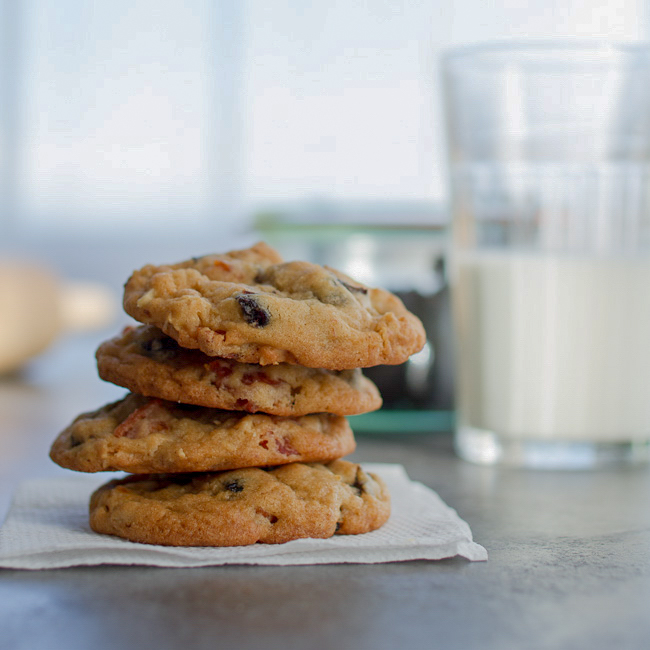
xmin=1 ymin=0 xmax=648 ymax=243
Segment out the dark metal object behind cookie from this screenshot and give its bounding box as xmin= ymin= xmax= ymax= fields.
xmin=363 ymin=287 xmax=454 ymax=410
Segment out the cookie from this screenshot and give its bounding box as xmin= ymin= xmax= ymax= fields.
xmin=89 ymin=460 xmax=391 ymax=546
xmin=50 ymin=393 xmax=356 ymax=474
xmin=96 ymin=325 xmax=382 ymax=416
xmin=123 ymin=242 xmax=426 ymax=369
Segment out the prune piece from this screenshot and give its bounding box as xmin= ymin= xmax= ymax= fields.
xmin=223 ymin=478 xmax=244 ymax=493
xmin=236 ymin=293 xmax=270 ymax=327
xmin=139 ymin=334 xmax=178 ymax=361
xmin=69 ymin=434 xmax=83 ymax=448
xmin=351 ymin=468 xmax=365 ymax=496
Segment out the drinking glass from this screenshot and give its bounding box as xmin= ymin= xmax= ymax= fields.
xmin=442 ymin=43 xmax=650 ymax=467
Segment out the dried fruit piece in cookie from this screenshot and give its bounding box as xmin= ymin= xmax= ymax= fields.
xmin=96 ymin=325 xmax=382 ymax=416
xmin=49 ymin=393 xmax=356 ymax=474
xmin=123 ymin=242 xmax=426 ymax=369
xmin=89 ymin=460 xmax=391 ymax=546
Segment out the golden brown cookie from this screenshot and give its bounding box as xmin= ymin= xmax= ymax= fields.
xmin=50 ymin=394 xmax=356 ymax=474
xmin=89 ymin=460 xmax=391 ymax=546
xmin=96 ymin=325 xmax=382 ymax=416
xmin=122 ymin=242 xmax=425 ymax=369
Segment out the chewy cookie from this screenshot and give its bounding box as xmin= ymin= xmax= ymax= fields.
xmin=50 ymin=393 xmax=355 ymax=474
xmin=123 ymin=242 xmax=426 ymax=369
xmin=89 ymin=460 xmax=391 ymax=546
xmin=96 ymin=325 xmax=382 ymax=416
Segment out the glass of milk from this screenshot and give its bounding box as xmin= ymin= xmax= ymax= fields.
xmin=442 ymin=43 xmax=650 ymax=467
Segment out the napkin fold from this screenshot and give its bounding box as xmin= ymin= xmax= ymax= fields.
xmin=0 ymin=463 xmax=487 ymax=569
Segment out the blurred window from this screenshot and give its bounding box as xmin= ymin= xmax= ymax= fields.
xmin=0 ymin=0 xmax=647 ymax=235
xmin=1 ymin=0 xmax=243 ymax=235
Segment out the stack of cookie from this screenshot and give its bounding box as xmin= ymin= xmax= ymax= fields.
xmin=50 ymin=243 xmax=426 ymax=547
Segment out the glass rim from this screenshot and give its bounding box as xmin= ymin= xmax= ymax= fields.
xmin=441 ymin=40 xmax=650 ymax=66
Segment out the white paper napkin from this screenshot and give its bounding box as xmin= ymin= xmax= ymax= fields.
xmin=0 ymin=463 xmax=487 ymax=569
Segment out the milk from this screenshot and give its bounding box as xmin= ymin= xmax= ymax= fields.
xmin=452 ymin=252 xmax=650 ymax=442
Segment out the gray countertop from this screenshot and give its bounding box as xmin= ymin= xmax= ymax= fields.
xmin=1 ymin=333 xmax=649 ymax=650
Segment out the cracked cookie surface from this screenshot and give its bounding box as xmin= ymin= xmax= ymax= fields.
xmin=122 ymin=242 xmax=425 ymax=369
xmin=50 ymin=393 xmax=355 ymax=474
xmin=89 ymin=460 xmax=391 ymax=546
xmin=96 ymin=325 xmax=382 ymax=416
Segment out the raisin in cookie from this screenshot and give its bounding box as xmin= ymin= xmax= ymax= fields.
xmin=123 ymin=242 xmax=426 ymax=369
xmin=96 ymin=325 xmax=382 ymax=416
xmin=50 ymin=393 xmax=355 ymax=474
xmin=89 ymin=460 xmax=390 ymax=546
